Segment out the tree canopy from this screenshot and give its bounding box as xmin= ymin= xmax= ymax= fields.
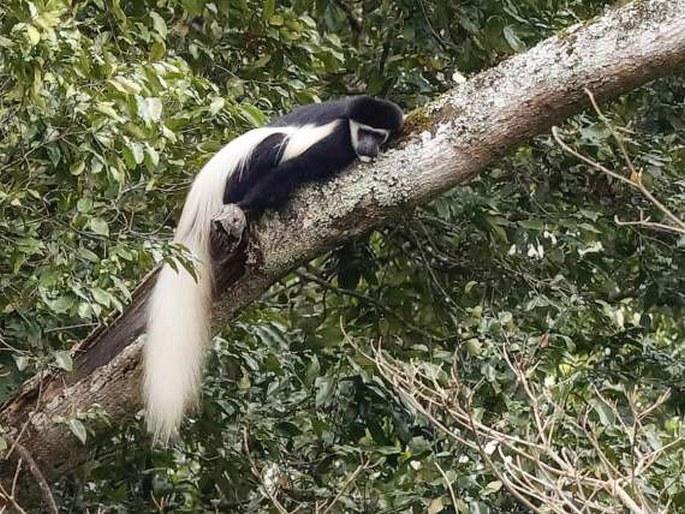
xmin=1 ymin=0 xmax=683 ymax=512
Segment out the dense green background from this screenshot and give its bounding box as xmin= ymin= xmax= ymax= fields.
xmin=1 ymin=0 xmax=683 ymax=512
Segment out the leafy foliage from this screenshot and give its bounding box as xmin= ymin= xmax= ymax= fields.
xmin=1 ymin=0 xmax=684 ymax=512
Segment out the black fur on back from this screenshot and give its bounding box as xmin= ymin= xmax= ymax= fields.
xmin=224 ymin=132 xmax=287 ymax=204
xmin=236 ymin=120 xmax=356 ymax=213
xmin=267 ymin=98 xmax=351 ymax=128
xmin=268 ymin=96 xmax=403 ymax=133
xmin=225 ymin=96 xmax=404 ymax=215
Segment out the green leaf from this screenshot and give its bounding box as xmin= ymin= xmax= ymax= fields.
xmin=67 ymin=419 xmax=88 ymax=445
xmin=150 ymin=40 xmax=166 ymax=61
xmin=144 ymin=145 xmax=159 ymax=168
xmin=480 ymin=480 xmax=503 ymax=497
xmin=78 ymin=303 xmax=92 ymax=318
xmin=14 ymin=355 xmax=30 ymax=372
xmin=90 ymin=157 xmax=105 ymax=175
xmin=109 ymin=76 xmax=142 ymax=95
xmin=465 ymin=338 xmax=482 ymax=356
xmin=123 ymin=141 xmax=144 ymax=167
xmin=69 ymin=160 xmax=86 ymax=176
xmin=54 ymin=351 xmax=73 ymax=372
xmin=485 ymin=216 xmax=508 ymax=243
xmin=91 ymin=287 xmax=112 ymax=307
xmin=590 ymin=398 xmax=616 ymax=426
xmin=110 ymin=0 xmax=127 ymax=25
xmin=305 ymin=356 xmax=320 ymax=385
xmin=427 ymin=497 xmax=445 ymax=514
xmin=251 ymin=54 xmax=272 ymax=69
xmin=269 ymin=14 xmax=284 ymax=26
xmin=274 ymin=421 xmax=302 ymax=437
xmin=238 ymin=103 xmax=266 ymax=127
xmin=263 ymin=0 xmax=275 ymax=20
xmin=95 ymin=102 xmax=124 ymax=122
xmin=46 ymin=295 xmax=74 ymax=314
xmin=35 ymin=11 xmax=61 ymax=31
xmin=77 ymin=197 xmax=93 ymax=213
xmin=136 ymin=97 xmax=163 ymax=124
xmin=150 ymin=12 xmax=167 ymax=38
xmin=78 ymin=247 xmax=100 ymax=262
xmin=88 ymin=217 xmax=109 ymax=236
xmin=315 ymin=377 xmax=335 ymax=408
xmin=469 ymin=501 xmax=491 ymax=514
xmin=208 ymin=97 xmax=225 ymax=115
xmin=503 ymin=26 xmax=525 ymax=52
xmin=25 ymin=25 xmax=41 ymax=45
xmin=579 ymin=209 xmax=601 ymax=222
xmin=518 ymin=219 xmax=545 ymax=230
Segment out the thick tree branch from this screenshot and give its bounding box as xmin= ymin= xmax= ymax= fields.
xmin=2 ymin=0 xmax=685 ymax=488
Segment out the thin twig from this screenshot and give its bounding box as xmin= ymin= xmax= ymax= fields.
xmin=10 ymin=443 xmax=58 ymax=514
xmin=299 ymin=269 xmax=445 ymax=341
xmin=435 ymin=461 xmax=459 ymax=513
xmin=0 ymin=459 xmax=28 ymax=514
xmin=321 ymin=456 xmax=367 ymax=514
xmin=357 ymin=330 xmax=679 ymax=513
xmin=551 ymin=92 xmax=685 ymax=236
xmin=242 ymin=427 xmax=290 ymax=514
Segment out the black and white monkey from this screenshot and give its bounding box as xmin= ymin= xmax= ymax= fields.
xmin=144 ymin=96 xmax=403 ymax=440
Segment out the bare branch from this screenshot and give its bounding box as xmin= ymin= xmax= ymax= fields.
xmin=361 ymin=336 xmax=681 ymax=512
xmin=434 ymin=461 xmax=459 ymax=513
xmin=242 ymin=427 xmax=290 ymax=514
xmin=320 ymin=456 xmax=368 ymax=514
xmin=7 ymin=443 xmax=58 ymax=514
xmin=552 ymin=89 xmax=685 ymax=235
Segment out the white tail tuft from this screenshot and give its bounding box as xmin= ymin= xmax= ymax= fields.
xmin=144 ymin=262 xmax=211 ymax=442
xmin=144 ymin=127 xmax=292 ymax=442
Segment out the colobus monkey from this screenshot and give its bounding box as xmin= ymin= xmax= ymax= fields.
xmin=144 ymin=96 xmax=403 ymax=441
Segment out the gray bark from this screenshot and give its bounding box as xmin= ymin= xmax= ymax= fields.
xmin=2 ymin=0 xmax=685 ymax=487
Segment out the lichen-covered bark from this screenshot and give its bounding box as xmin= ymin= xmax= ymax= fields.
xmin=2 ymin=0 xmax=685 ymax=486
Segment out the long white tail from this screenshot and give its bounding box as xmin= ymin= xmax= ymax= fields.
xmin=144 ymin=127 xmax=289 ymax=442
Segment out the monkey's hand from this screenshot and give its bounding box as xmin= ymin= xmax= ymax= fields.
xmin=210 ymin=204 xmax=247 ymax=260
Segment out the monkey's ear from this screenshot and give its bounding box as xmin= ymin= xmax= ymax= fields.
xmin=348 ymin=96 xmax=404 ymax=132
